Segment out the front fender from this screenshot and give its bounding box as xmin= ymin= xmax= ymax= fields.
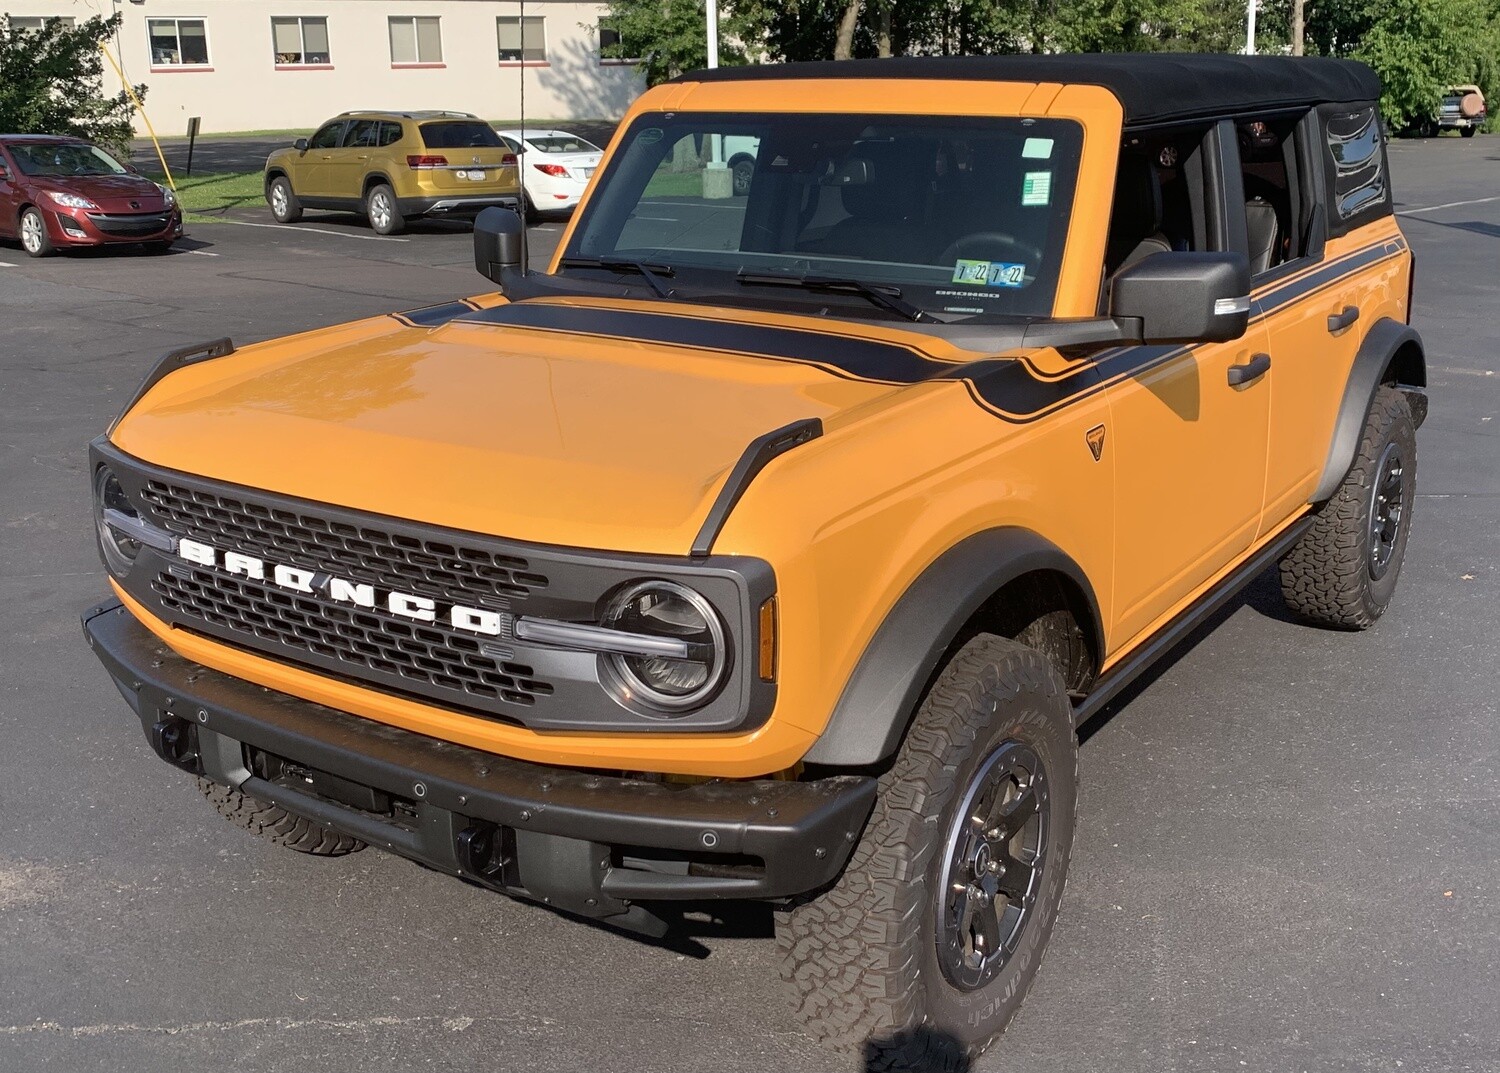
xmin=801 ymin=528 xmax=1101 ymax=768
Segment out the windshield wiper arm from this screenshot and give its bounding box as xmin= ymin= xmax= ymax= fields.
xmin=559 ymin=256 xmax=675 ymax=299
xmin=736 ymin=270 xmax=936 ymax=323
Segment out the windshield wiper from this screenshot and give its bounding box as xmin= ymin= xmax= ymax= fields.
xmin=559 ymin=256 xmax=675 ymax=300
xmin=736 ymin=270 xmax=936 ymax=323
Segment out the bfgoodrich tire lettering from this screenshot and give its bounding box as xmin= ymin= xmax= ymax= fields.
xmin=1279 ymin=385 xmax=1417 ymax=628
xmin=777 ymin=634 xmax=1076 ymax=1069
xmin=195 ymin=777 xmax=367 ymax=856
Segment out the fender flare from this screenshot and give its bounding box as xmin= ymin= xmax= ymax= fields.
xmin=801 ymin=528 xmax=1102 ymax=768
xmin=1312 ymin=317 xmax=1427 ymax=503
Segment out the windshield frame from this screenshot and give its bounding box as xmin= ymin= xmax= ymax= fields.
xmin=560 ymin=109 xmax=1084 ymax=324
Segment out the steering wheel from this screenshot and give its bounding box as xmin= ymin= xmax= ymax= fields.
xmin=938 ymin=231 xmax=1043 ymax=268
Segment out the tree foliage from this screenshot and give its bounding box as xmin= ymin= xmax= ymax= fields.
xmin=603 ymin=0 xmax=1500 ymax=133
xmin=0 ymin=13 xmax=142 ymax=155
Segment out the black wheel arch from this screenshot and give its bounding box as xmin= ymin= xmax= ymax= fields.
xmin=802 ymin=528 xmax=1103 ymax=768
xmin=362 ymin=172 xmax=395 ymax=198
xmin=1312 ymin=317 xmax=1427 ymax=503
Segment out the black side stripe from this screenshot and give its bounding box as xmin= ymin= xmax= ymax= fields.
xmin=390 ymin=298 xmax=483 ymax=328
xmin=447 ymin=237 xmax=1405 ymax=422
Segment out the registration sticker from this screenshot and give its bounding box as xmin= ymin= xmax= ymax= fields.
xmin=1022 ymin=137 xmax=1054 ymax=160
xmin=1021 ymin=171 xmax=1052 ymax=206
xmin=952 ymin=260 xmax=1026 ymax=288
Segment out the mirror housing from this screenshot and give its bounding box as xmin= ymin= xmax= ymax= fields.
xmin=1109 ymin=251 xmax=1251 ymax=344
xmin=473 ymin=205 xmax=526 ymax=286
xmin=293 ymin=137 xmax=309 ymax=152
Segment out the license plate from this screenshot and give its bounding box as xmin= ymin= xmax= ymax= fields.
xmin=456 ymin=169 xmax=486 ymax=181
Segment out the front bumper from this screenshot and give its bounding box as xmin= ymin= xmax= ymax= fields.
xmin=51 ymin=207 xmax=183 ymax=247
xmin=83 ymin=599 xmax=874 ymax=936
xmin=398 ymin=193 xmax=520 ymax=218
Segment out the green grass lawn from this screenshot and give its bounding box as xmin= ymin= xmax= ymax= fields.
xmin=143 ymin=170 xmax=265 ymax=223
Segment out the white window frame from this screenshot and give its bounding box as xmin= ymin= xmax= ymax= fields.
xmin=388 ymin=15 xmax=443 ymax=67
xmin=148 ymin=16 xmax=211 ymax=68
xmin=271 ymin=16 xmax=331 ymax=68
xmin=6 ymin=15 xmax=75 ymax=32
xmin=497 ymin=14 xmax=547 ymax=65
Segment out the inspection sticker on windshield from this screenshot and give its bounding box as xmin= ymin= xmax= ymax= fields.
xmin=1021 ymin=171 xmax=1052 ymax=206
xmin=952 ymin=260 xmax=1026 ymax=288
xmin=1022 ymin=137 xmax=1054 ymax=159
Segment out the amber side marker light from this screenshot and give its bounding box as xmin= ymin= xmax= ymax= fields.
xmin=758 ymin=597 xmax=778 ymax=682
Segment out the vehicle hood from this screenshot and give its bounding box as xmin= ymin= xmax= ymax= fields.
xmin=38 ymin=172 xmax=168 ymax=212
xmin=109 ymin=299 xmax=927 ymax=555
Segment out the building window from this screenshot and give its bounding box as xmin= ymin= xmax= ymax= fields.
xmin=6 ymin=15 xmax=75 ymax=32
xmin=272 ymin=16 xmax=330 ymax=66
xmin=598 ymin=18 xmax=638 ymax=64
xmin=149 ymin=18 xmax=210 ymax=67
xmin=497 ymin=15 xmax=545 ymax=63
xmin=389 ymin=15 xmax=442 ymax=65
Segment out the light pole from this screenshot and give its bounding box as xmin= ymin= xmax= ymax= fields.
xmin=1245 ymin=0 xmax=1257 ymax=55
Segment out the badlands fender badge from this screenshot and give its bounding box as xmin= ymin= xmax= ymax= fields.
xmin=1086 ymin=424 xmax=1106 ymax=462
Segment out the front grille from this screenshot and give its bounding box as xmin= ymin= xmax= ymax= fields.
xmin=153 ymin=567 xmax=553 ymax=708
xmin=141 ymin=478 xmax=549 ymax=605
xmin=87 ymin=212 xmax=171 ymax=235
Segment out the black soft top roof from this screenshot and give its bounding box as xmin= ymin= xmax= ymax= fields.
xmin=670 ymin=53 xmax=1380 ymax=126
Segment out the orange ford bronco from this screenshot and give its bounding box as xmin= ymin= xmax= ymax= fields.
xmin=84 ymin=54 xmax=1425 ymax=1065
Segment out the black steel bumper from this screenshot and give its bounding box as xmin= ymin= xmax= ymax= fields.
xmin=83 ymin=600 xmax=874 ymax=936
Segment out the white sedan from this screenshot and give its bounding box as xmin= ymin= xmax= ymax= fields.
xmin=494 ymin=129 xmax=603 ymax=217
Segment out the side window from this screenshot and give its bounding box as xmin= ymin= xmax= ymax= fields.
xmin=309 ymin=122 xmax=344 ymax=150
xmin=1319 ymin=104 xmax=1391 ymax=237
xmin=1105 ymin=126 xmax=1215 ymax=281
xmin=345 ymin=120 xmax=381 ymax=149
xmin=378 ymin=122 xmax=404 ymax=148
xmin=1234 ymin=115 xmax=1314 ymax=277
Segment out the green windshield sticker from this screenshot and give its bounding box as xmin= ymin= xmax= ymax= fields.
xmin=952 ymin=260 xmax=1026 ymax=288
xmin=1021 ymin=171 xmax=1052 ymax=206
xmin=1021 ymin=137 xmax=1054 ymax=160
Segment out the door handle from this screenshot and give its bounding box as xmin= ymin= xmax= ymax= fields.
xmin=1228 ymin=353 xmax=1272 ymax=386
xmin=1327 ymin=305 xmax=1360 ymax=333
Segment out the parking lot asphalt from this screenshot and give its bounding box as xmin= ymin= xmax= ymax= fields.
xmin=1 ymin=136 xmax=1496 ymax=1073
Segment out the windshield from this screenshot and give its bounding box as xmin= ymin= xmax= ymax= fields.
xmin=565 ymin=112 xmax=1082 ymax=320
xmin=10 ymin=142 xmax=127 ymax=177
xmin=420 ymin=121 xmax=504 ymax=149
xmin=529 ymin=135 xmax=600 ymax=154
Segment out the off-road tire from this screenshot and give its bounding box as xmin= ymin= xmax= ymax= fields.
xmin=365 ymin=183 xmax=405 ymax=235
xmin=195 ymin=777 xmax=367 ymax=856
xmin=267 ymin=176 xmax=303 ymax=223
xmin=19 ymin=207 xmax=54 ymax=257
xmin=1460 ymin=126 xmax=1478 ymax=138
xmin=1279 ymin=384 xmax=1417 ymax=629
xmin=777 ymin=634 xmax=1077 ymax=1071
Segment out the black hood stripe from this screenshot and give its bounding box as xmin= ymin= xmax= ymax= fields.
xmin=440 ymin=236 xmax=1404 ymax=422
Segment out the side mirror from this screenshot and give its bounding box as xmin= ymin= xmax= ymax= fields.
xmin=293 ymin=137 xmax=309 ymax=152
xmin=0 ymin=164 xmax=9 ymax=181
xmin=473 ymin=205 xmax=526 ymax=285
xmin=1109 ymin=251 xmax=1250 ymax=344
xmin=123 ymin=162 xmax=139 ymax=174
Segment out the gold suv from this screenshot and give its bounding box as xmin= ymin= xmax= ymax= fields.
xmin=263 ymin=110 xmax=520 ymax=234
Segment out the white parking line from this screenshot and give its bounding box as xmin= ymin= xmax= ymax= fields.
xmin=186 ymin=249 xmax=220 ymax=256
xmin=0 ymin=260 xmax=16 ymax=267
xmin=1397 ymin=195 xmax=1500 ymax=216
xmin=214 ymin=219 xmax=409 ymax=242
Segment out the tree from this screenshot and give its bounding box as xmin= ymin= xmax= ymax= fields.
xmin=600 ymin=0 xmax=760 ymax=85
xmin=0 ymin=13 xmax=142 ymax=156
xmin=1352 ymin=0 xmax=1487 ymax=130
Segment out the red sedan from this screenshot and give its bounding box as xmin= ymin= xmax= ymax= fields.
xmin=0 ymin=134 xmax=182 ymax=257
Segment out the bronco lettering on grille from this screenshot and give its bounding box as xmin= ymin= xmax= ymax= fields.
xmin=176 ymin=537 xmax=507 ymax=637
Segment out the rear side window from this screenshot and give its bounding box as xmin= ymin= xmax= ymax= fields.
xmin=378 ymin=122 xmax=404 ymax=147
xmin=1320 ymin=104 xmax=1391 ymax=237
xmin=420 ymin=121 xmax=502 ymax=149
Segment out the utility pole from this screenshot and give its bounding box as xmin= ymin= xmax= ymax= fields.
xmin=1245 ymin=0 xmax=1257 ymax=55
xmin=703 ymin=1 xmax=730 ymax=195
xmin=706 ymin=0 xmax=719 ymax=69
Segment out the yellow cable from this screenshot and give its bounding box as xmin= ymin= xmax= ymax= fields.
xmin=99 ymin=44 xmax=174 ymax=190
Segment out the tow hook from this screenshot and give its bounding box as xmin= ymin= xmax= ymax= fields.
xmin=150 ymin=716 xmax=199 ymax=770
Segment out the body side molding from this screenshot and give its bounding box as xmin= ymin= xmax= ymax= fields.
xmin=802 ymin=528 xmax=1103 ymax=767
xmin=1312 ymin=317 xmax=1426 ymax=503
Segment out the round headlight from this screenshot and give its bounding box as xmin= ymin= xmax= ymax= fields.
xmin=93 ymin=466 xmax=142 ymax=579
xmin=600 ymin=580 xmax=728 ymax=712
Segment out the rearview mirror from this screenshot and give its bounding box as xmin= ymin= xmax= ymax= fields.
xmin=293 ymin=137 xmax=309 ymax=152
xmin=1109 ymin=252 xmax=1250 ymax=344
xmin=473 ymin=205 xmax=526 ymax=286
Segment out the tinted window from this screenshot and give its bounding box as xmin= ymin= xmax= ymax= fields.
xmin=309 ymin=122 xmax=344 ymax=150
xmin=378 ymin=122 xmax=404 ymax=147
xmin=420 ymin=121 xmax=503 ymax=149
xmin=1320 ymin=104 xmax=1391 ymax=236
xmin=569 ymin=111 xmax=1083 ymax=320
xmin=345 ymin=120 xmax=381 ymax=148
